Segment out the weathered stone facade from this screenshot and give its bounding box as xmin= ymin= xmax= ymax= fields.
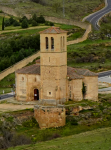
xmin=34 ymin=105 xmax=65 ymax=129
xmin=16 ymin=27 xmax=98 ymax=103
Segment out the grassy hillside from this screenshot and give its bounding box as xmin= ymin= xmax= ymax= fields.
xmin=8 ymin=127 xmax=111 ymax=150
xmin=0 ymin=0 xmax=104 ymax=20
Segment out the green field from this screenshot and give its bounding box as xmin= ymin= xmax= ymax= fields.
xmin=8 ymin=127 xmax=111 ymax=150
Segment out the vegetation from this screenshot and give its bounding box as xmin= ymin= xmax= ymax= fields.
xmin=0 ymin=34 xmax=40 ymax=72
xmin=0 ymin=73 xmax=15 ymax=88
xmin=67 ymin=38 xmax=111 ymax=72
xmin=0 ymin=93 xmax=109 ymax=149
xmin=2 ymin=17 xmax=4 ymax=30
xmin=7 ymin=127 xmax=111 ymax=150
xmin=0 ymin=0 xmax=104 ymax=21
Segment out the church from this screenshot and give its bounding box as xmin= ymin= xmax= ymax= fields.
xmin=15 ymin=26 xmax=98 ymax=104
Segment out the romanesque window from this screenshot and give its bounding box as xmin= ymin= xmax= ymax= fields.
xmin=51 ymin=37 xmax=54 ymax=50
xmin=49 ymin=92 xmax=51 ymax=95
xmin=45 ymin=37 xmax=48 ymax=50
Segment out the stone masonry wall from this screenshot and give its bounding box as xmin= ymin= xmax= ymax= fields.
xmin=34 ymin=105 xmax=65 ymax=129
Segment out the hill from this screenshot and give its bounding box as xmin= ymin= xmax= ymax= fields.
xmin=0 ymin=0 xmax=104 ymax=20
xmin=8 ymin=127 xmax=111 ymax=150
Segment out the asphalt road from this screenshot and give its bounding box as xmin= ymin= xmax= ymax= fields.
xmin=98 ymin=70 xmax=111 ymax=78
xmin=0 ymin=93 xmax=14 ymax=100
xmin=86 ymin=0 xmax=111 ymax=30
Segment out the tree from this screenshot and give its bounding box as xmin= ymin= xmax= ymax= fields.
xmin=9 ymin=17 xmax=15 ymax=25
xmin=32 ymin=20 xmax=38 ymax=26
xmin=2 ymin=17 xmax=4 ymax=30
xmin=21 ymin=19 xmax=28 ymax=28
xmin=32 ymin=13 xmax=37 ymax=22
xmin=37 ymin=15 xmax=45 ymax=23
xmin=52 ymin=2 xmax=61 ymax=13
xmin=13 ymin=20 xmax=20 ymax=27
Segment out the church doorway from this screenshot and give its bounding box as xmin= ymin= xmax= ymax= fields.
xmin=34 ymin=89 xmax=39 ymax=100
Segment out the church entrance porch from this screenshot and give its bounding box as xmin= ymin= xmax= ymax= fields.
xmin=34 ymin=89 xmax=39 ymax=100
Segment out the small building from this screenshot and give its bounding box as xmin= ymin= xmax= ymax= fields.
xmin=15 ymin=26 xmax=98 ymax=104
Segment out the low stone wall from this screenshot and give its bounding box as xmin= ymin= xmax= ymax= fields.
xmin=0 ymin=51 xmax=40 ymax=81
xmin=34 ymin=105 xmax=65 ymax=129
xmin=67 ymin=24 xmax=91 ymax=45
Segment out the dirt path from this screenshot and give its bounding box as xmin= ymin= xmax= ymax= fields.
xmin=0 ymin=26 xmax=48 ymax=34
xmin=0 ymin=103 xmax=34 ymax=113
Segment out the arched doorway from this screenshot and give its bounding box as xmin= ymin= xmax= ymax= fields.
xmin=34 ymin=89 xmax=39 ymax=100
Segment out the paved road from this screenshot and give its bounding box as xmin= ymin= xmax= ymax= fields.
xmin=98 ymin=70 xmax=111 ymax=78
xmin=86 ymin=0 xmax=111 ymax=30
xmin=0 ymin=93 xmax=14 ymax=100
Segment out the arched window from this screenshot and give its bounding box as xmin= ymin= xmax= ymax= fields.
xmin=63 ymin=36 xmax=65 ymax=50
xmin=51 ymin=37 xmax=54 ymax=50
xmin=45 ymin=37 xmax=48 ymax=50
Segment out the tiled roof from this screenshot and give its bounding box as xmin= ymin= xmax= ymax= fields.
xmin=39 ymin=26 xmax=67 ymax=34
xmin=67 ymin=67 xmax=84 ymax=79
xmin=73 ymin=68 xmax=98 ymax=76
xmin=16 ymin=64 xmax=40 ymax=75
xmin=16 ymin=65 xmax=98 ymax=78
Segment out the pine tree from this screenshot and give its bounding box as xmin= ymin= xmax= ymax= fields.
xmin=2 ymin=17 xmax=4 ymax=30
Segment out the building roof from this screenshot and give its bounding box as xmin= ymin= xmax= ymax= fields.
xmin=67 ymin=67 xmax=84 ymax=79
xmin=16 ymin=65 xmax=98 ymax=79
xmin=16 ymin=64 xmax=40 ymax=75
xmin=39 ymin=26 xmax=67 ymax=34
xmin=73 ymin=68 xmax=98 ymax=76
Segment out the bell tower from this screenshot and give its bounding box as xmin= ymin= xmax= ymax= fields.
xmin=40 ymin=26 xmax=67 ymax=104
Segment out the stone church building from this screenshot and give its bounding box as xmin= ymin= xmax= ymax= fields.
xmin=15 ymin=26 xmax=98 ymax=104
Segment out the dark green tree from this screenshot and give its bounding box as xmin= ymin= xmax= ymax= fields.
xmin=32 ymin=20 xmax=38 ymax=26
xmin=32 ymin=13 xmax=37 ymax=22
xmin=2 ymin=17 xmax=4 ymax=30
xmin=21 ymin=19 xmax=28 ymax=28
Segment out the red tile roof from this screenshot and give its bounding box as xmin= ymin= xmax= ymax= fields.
xmin=39 ymin=26 xmax=67 ymax=34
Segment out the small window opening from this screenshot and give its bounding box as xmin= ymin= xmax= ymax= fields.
xmin=60 ymin=37 xmax=62 ymax=50
xmin=46 ymin=37 xmax=48 ymax=49
xmin=49 ymin=92 xmax=51 ymax=95
xmin=49 ymin=57 xmax=50 ymax=62
xmin=22 ymin=77 xmax=24 ymax=81
xmin=51 ymin=37 xmax=54 ymax=50
xmin=63 ymin=36 xmax=65 ymax=50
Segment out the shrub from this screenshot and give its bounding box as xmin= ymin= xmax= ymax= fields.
xmin=4 ymin=19 xmax=10 ymax=27
xmin=9 ymin=17 xmax=15 ymax=25
xmin=50 ymin=22 xmax=54 ymax=26
xmin=37 ymin=15 xmax=45 ymax=23
xmin=13 ymin=20 xmax=20 ymax=26
xmin=21 ymin=19 xmax=28 ymax=28
xmin=66 ymin=116 xmax=78 ymax=125
xmin=32 ymin=20 xmax=38 ymax=26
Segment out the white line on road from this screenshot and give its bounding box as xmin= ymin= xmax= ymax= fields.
xmin=89 ymin=8 xmax=111 ymax=22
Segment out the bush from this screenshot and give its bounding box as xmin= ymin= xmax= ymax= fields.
xmin=4 ymin=19 xmax=10 ymax=27
xmin=32 ymin=20 xmax=38 ymax=26
xmin=66 ymin=116 xmax=78 ymax=125
xmin=13 ymin=20 xmax=20 ymax=26
xmin=21 ymin=19 xmax=28 ymax=28
xmin=9 ymin=17 xmax=15 ymax=25
xmin=37 ymin=15 xmax=45 ymax=23
xmin=50 ymin=22 xmax=54 ymax=26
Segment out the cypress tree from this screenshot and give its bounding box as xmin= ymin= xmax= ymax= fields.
xmin=2 ymin=17 xmax=4 ymax=30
